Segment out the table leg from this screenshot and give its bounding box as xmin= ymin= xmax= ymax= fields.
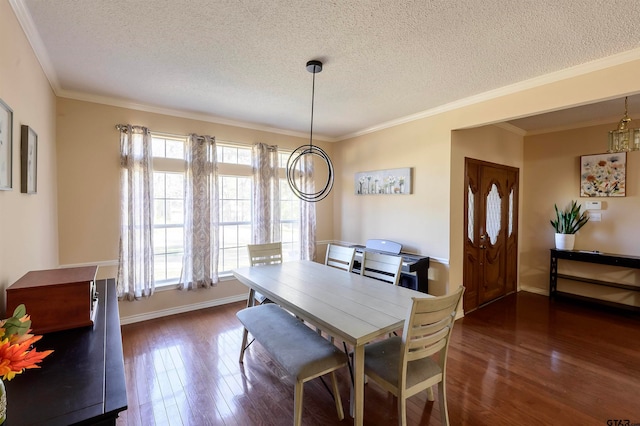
xmin=247 ymin=288 xmax=255 ymax=307
xmin=352 ymin=344 xmax=364 ymax=426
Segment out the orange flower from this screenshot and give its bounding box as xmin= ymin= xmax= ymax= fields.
xmin=0 ymin=335 xmax=53 ymax=381
xmin=0 ymin=304 xmax=53 ymax=381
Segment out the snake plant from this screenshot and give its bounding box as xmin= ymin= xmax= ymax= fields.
xmin=550 ymin=200 xmax=589 ymax=234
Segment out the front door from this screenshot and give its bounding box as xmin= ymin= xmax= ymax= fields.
xmin=463 ymin=158 xmax=519 ymax=312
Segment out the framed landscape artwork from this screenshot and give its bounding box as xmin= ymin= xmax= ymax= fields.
xmin=580 ymin=152 xmax=626 ymax=197
xmin=0 ymin=98 xmax=13 ymax=190
xmin=21 ymin=125 xmax=38 ymax=194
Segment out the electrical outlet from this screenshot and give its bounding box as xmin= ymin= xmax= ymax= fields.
xmin=589 ymin=212 xmax=601 ymax=222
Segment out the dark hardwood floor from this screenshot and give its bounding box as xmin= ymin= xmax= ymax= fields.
xmin=116 ymin=292 xmax=640 ymax=425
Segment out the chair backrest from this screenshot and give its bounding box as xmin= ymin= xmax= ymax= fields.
xmin=360 ymin=251 xmax=403 ymax=285
xmin=325 ymin=244 xmax=356 ymax=272
xmin=247 ymin=242 xmax=283 ymax=266
xmin=400 ymin=286 xmax=465 ymax=379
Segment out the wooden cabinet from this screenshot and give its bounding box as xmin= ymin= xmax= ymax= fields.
xmin=549 ymin=249 xmax=640 ymax=311
xmin=5 ymin=279 xmax=127 ymax=425
xmin=6 ymin=266 xmax=98 ymax=334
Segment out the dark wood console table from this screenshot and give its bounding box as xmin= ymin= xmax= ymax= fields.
xmin=549 ymin=249 xmax=640 ymax=310
xmin=5 ymin=279 xmax=127 ymax=425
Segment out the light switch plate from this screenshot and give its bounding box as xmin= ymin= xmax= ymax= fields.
xmin=589 ymin=212 xmax=602 ymax=221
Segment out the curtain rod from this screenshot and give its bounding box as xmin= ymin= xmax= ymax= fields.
xmin=116 ymin=124 xmax=256 ymax=147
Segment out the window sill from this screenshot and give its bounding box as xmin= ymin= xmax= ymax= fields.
xmin=154 ymin=273 xmax=237 ymax=292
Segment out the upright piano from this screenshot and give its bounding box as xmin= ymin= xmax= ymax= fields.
xmin=350 ymin=239 xmax=430 ymax=293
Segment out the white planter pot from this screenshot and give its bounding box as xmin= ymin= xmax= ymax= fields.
xmin=555 ymin=233 xmax=575 ymax=250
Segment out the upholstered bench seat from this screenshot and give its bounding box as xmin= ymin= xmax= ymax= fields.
xmin=237 ymin=303 xmax=346 ymax=426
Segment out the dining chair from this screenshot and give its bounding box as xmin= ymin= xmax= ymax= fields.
xmin=247 ymin=242 xmax=283 ymax=305
xmin=363 ymin=286 xmax=465 ymax=426
xmin=360 ymin=251 xmax=403 ymax=286
xmin=325 ymin=243 xmax=356 ymax=272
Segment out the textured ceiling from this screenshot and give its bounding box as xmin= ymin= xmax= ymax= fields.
xmin=13 ymin=0 xmax=640 ymax=139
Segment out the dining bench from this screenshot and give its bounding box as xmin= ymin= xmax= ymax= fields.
xmin=236 ymin=303 xmax=346 ymax=426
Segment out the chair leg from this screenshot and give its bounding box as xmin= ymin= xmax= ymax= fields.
xmin=426 ymin=385 xmax=435 ymax=401
xmin=330 ymin=371 xmax=344 ymax=420
xmin=397 ymin=392 xmax=407 ymax=426
xmin=438 ymin=380 xmax=449 ymax=426
xmin=294 ymin=380 xmax=304 ymax=426
xmin=239 ymin=327 xmax=249 ymax=363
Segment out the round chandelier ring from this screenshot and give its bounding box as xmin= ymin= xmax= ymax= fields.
xmin=286 ymin=144 xmax=334 ymax=202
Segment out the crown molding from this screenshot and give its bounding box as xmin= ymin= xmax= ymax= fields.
xmin=57 ymin=89 xmax=338 ymax=142
xmin=9 ymin=0 xmax=61 ymax=91
xmin=338 ymin=47 xmax=640 ymax=141
xmin=491 ymin=122 xmax=528 ymax=136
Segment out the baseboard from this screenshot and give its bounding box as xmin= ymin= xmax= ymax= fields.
xmin=119 ymin=294 xmax=248 ymax=325
xmin=519 ymin=285 xmax=549 ymax=296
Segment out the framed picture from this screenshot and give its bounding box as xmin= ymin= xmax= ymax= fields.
xmin=0 ymin=98 xmax=13 ymax=190
xmin=355 ymin=167 xmax=412 ymax=195
xmin=21 ymin=125 xmax=38 ymax=194
xmin=580 ymin=152 xmax=626 ymax=197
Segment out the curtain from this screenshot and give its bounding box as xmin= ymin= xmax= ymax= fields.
xmin=252 ymin=143 xmax=280 ymax=244
xmin=299 ymin=154 xmax=316 ymax=260
xmin=117 ymin=125 xmax=154 ymax=300
xmin=181 ymin=134 xmax=219 ymax=290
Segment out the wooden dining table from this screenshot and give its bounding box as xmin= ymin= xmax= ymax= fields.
xmin=232 ymin=259 xmax=431 ymax=426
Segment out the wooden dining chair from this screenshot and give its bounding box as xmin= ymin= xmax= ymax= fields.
xmin=360 ymin=251 xmax=403 ymax=286
xmin=363 ymin=286 xmax=465 ymax=426
xmin=325 ymin=243 xmax=356 ymax=272
xmin=247 ymin=242 xmax=283 ymax=305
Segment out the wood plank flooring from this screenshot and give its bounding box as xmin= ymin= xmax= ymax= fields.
xmin=116 ymin=292 xmax=640 ymax=425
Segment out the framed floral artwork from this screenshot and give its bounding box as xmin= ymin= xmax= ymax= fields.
xmin=580 ymin=153 xmax=625 ymax=197
xmin=355 ymin=167 xmax=412 ymax=195
xmin=0 ymin=98 xmax=13 ymax=190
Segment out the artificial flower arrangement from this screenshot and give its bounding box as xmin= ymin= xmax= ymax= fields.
xmin=0 ymin=304 xmax=53 ymax=381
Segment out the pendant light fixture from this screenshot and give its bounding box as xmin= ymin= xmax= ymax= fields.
xmin=607 ymin=96 xmax=640 ymax=153
xmin=286 ymin=60 xmax=334 ymax=202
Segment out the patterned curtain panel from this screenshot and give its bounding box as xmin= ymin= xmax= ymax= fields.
xmin=251 ymin=143 xmax=280 ymax=244
xmin=181 ymin=134 xmax=219 ymax=290
xmin=117 ymin=125 xmax=154 ymax=300
xmin=299 ymin=154 xmax=316 ymax=260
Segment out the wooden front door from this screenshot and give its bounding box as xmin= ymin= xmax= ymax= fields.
xmin=463 ymin=158 xmax=519 ymax=312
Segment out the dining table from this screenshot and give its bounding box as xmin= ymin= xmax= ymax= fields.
xmin=232 ymin=259 xmax=431 ymax=426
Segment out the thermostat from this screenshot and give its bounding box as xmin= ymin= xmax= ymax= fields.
xmin=585 ymin=201 xmax=601 ymax=210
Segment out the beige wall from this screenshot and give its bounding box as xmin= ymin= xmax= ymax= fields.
xmin=335 ymin=58 xmax=640 ymax=303
xmin=56 ymin=98 xmax=335 ymax=320
xmin=7 ymin=0 xmax=640 ymax=319
xmin=0 ymin=2 xmax=58 ymax=313
xmin=521 ymin=124 xmax=640 ymax=306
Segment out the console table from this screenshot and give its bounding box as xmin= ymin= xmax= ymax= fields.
xmin=549 ymin=249 xmax=640 ymax=310
xmin=5 ymin=279 xmax=127 ymax=425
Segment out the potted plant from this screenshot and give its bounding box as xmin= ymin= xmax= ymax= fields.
xmin=550 ymin=200 xmax=589 ymax=250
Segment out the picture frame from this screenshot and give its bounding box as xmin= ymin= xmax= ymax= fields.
xmin=0 ymin=98 xmax=13 ymax=190
xmin=355 ymin=167 xmax=412 ymax=195
xmin=21 ymin=125 xmax=38 ymax=194
xmin=580 ymin=152 xmax=625 ymax=197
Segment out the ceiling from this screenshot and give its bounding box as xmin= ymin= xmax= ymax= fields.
xmin=12 ymin=0 xmax=640 ymax=140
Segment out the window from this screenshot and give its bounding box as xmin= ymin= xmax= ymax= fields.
xmin=152 ymin=136 xmax=186 ymax=286
xmin=217 ymin=146 xmax=301 ymax=271
xmin=151 ymin=136 xmax=300 ymax=286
